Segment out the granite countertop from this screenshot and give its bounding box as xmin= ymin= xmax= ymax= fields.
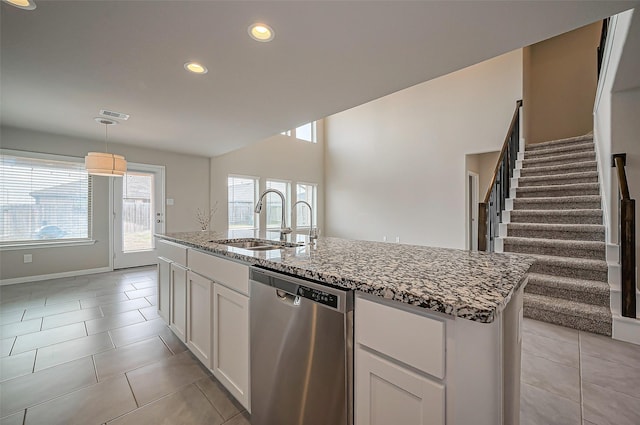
xmin=156 ymin=231 xmax=535 ymax=323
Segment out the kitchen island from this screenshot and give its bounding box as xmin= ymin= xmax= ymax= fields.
xmin=156 ymin=232 xmax=535 ymax=425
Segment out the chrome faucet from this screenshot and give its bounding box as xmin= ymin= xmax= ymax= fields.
xmin=293 ymin=200 xmax=318 ymax=241
xmin=255 ymin=189 xmax=292 ymax=241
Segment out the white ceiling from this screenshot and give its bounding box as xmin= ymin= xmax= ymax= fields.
xmin=1 ymin=1 xmax=637 ymax=157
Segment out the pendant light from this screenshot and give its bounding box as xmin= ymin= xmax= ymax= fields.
xmin=85 ymin=118 xmax=127 ymax=177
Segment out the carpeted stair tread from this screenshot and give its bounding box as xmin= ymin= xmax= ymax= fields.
xmin=523 ymin=293 xmax=611 ymax=336
xmin=527 ymin=254 xmax=608 ymax=282
xmin=506 ymin=223 xmax=605 ymax=241
xmin=503 ymin=237 xmax=605 ymax=260
xmin=528 ymin=253 xmax=608 ymax=271
xmin=519 ymin=160 xmax=597 ymax=177
xmin=515 ymin=183 xmax=600 ymax=198
xmin=526 ymin=134 xmax=594 ymax=150
xmin=508 ymin=209 xmax=602 ymax=225
xmin=517 ymin=171 xmax=599 ymax=187
xmin=512 ymin=195 xmax=601 ymax=210
xmin=526 ymin=273 xmax=610 ymax=297
xmin=524 ymin=142 xmax=595 ymax=159
xmin=522 ymin=151 xmax=595 ymax=167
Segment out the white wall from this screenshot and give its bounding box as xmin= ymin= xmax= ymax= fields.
xmin=324 ymin=50 xmax=523 ymax=248
xmin=210 ymin=127 xmax=325 ymax=236
xmin=1 ymin=126 xmax=210 ymax=281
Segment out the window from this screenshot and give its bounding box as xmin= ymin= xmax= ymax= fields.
xmin=280 ymin=121 xmax=317 ymax=143
xmin=0 ymin=150 xmax=92 ymax=245
xmin=265 ymin=180 xmax=291 ymax=229
xmin=228 ymin=176 xmax=258 ymax=230
xmin=296 ymin=183 xmax=317 ymax=228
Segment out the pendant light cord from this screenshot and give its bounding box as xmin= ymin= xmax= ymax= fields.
xmin=104 ymin=123 xmax=109 ymax=153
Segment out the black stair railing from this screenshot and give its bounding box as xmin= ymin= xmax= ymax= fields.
xmin=597 ymin=18 xmax=610 ymax=80
xmin=478 ymin=100 xmax=523 ymax=252
xmin=612 ymin=154 xmax=637 ymax=319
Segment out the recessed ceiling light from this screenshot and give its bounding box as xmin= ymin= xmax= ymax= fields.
xmin=184 ymin=62 xmax=208 ymax=74
xmin=2 ymin=0 xmax=37 ymax=10
xmin=248 ymin=23 xmax=274 ymax=42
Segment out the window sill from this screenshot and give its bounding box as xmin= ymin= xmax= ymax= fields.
xmin=0 ymin=239 xmax=98 ymax=251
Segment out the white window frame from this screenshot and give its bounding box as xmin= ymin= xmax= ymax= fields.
xmin=280 ymin=121 xmax=317 ymax=143
xmin=0 ymin=149 xmax=95 ymax=250
xmin=265 ymin=179 xmax=292 ymax=229
xmin=295 ymin=182 xmax=317 ymax=230
xmin=227 ymin=174 xmax=259 ymax=232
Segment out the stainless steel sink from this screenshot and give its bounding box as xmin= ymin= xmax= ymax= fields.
xmin=210 ymin=238 xmax=303 ymax=251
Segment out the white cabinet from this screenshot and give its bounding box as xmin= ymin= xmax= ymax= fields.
xmin=186 ymin=271 xmax=212 ymax=368
xmin=169 ymin=262 xmax=188 ymax=342
xmin=355 ymin=295 xmax=445 ymax=425
xmin=356 ymin=347 xmax=445 ymax=425
xmin=157 ymin=257 xmax=171 ymax=324
xmin=212 ymin=282 xmax=250 ymax=410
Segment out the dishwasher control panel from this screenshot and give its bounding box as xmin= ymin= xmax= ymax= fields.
xmin=297 ymin=285 xmax=338 ymax=309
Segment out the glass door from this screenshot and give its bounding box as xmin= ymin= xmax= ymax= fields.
xmin=113 ymin=163 xmax=165 ymax=269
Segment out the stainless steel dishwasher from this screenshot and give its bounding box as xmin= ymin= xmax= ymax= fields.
xmin=250 ymin=267 xmax=354 ymax=425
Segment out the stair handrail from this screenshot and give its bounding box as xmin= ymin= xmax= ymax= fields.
xmin=612 ymin=153 xmax=637 ymax=319
xmin=478 ymin=99 xmax=523 ymax=251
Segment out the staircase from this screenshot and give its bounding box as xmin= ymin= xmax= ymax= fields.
xmin=499 ymin=133 xmax=612 ymax=336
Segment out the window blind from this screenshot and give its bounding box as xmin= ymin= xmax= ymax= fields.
xmin=0 ymin=151 xmax=92 ymax=244
xmin=228 ymin=176 xmax=257 ymax=229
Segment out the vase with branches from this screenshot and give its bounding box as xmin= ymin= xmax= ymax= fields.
xmin=196 ymin=202 xmax=218 ymax=231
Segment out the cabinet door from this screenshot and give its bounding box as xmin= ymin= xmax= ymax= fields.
xmin=212 ymin=282 xmax=250 ymax=410
xmin=186 ymin=271 xmax=212 ymax=368
xmin=169 ymin=263 xmax=188 ymax=342
xmin=157 ymin=257 xmax=172 ymax=325
xmin=356 ymin=347 xmax=444 ymax=425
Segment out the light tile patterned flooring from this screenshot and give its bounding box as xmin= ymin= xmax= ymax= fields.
xmin=0 ymin=267 xmax=639 ymax=424
xmin=0 ymin=267 xmax=249 ymax=425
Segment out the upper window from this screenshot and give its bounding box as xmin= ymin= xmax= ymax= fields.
xmin=0 ymin=150 xmax=92 ymax=245
xmin=281 ymin=121 xmax=317 ymax=143
xmin=296 ymin=183 xmax=317 ymax=228
xmin=227 ymin=176 xmax=258 ymax=231
xmin=265 ymin=180 xmax=291 ymax=229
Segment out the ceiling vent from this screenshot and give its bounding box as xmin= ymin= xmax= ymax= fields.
xmin=99 ymin=109 xmax=130 ymax=121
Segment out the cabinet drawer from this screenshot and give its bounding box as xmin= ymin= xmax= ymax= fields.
xmin=188 ymin=249 xmax=249 ymax=295
xmin=157 ymin=239 xmax=188 ymax=265
xmin=355 ymin=296 xmax=445 ymax=379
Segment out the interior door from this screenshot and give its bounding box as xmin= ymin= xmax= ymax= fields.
xmin=113 ymin=163 xmax=165 ymax=269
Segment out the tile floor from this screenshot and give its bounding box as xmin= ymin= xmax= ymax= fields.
xmin=0 ymin=267 xmax=248 ymax=425
xmin=1 ymin=267 xmax=639 ymax=425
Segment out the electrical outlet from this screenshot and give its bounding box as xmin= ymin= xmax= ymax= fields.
xmin=166 ymin=198 xmax=174 ymax=206
xmin=24 ymin=254 xmax=32 ymax=263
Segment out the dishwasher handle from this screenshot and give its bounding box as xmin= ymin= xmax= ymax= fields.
xmin=276 ymin=289 xmax=301 ymax=306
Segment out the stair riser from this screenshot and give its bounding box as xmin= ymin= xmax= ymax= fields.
xmin=518 ymin=176 xmax=598 ymax=187
xmin=512 ymin=201 xmax=601 ymax=210
xmin=525 ymin=283 xmax=610 ymax=306
xmin=510 ymin=214 xmax=602 ymax=224
xmin=507 ymin=228 xmax=605 ymax=241
xmin=523 ymin=306 xmax=611 ymax=336
xmin=522 ymin=154 xmax=596 ymax=168
xmin=524 ymin=144 xmax=594 ymax=159
xmin=519 ymin=165 xmax=597 ymax=177
xmin=529 ymin=262 xmax=608 ymax=282
xmin=504 ymin=243 xmax=605 ymax=260
xmin=516 ymin=188 xmax=600 ymax=199
xmin=526 ymin=137 xmax=594 ymax=151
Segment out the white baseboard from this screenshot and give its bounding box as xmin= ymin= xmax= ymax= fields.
xmin=505 ymin=199 xmax=514 ymax=211
xmin=613 ymin=314 xmax=640 ymax=346
xmin=499 ymin=223 xmax=508 ymax=238
xmin=494 ymin=237 xmax=504 ymax=253
xmin=502 ymin=211 xmax=511 ymax=223
xmin=517 ymin=152 xmax=525 ymax=161
xmin=0 ymin=266 xmax=112 ymax=286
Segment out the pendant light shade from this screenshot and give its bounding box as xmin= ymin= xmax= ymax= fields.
xmin=84 ymin=152 xmax=127 ymax=176
xmin=86 ymin=118 xmax=127 ymax=177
